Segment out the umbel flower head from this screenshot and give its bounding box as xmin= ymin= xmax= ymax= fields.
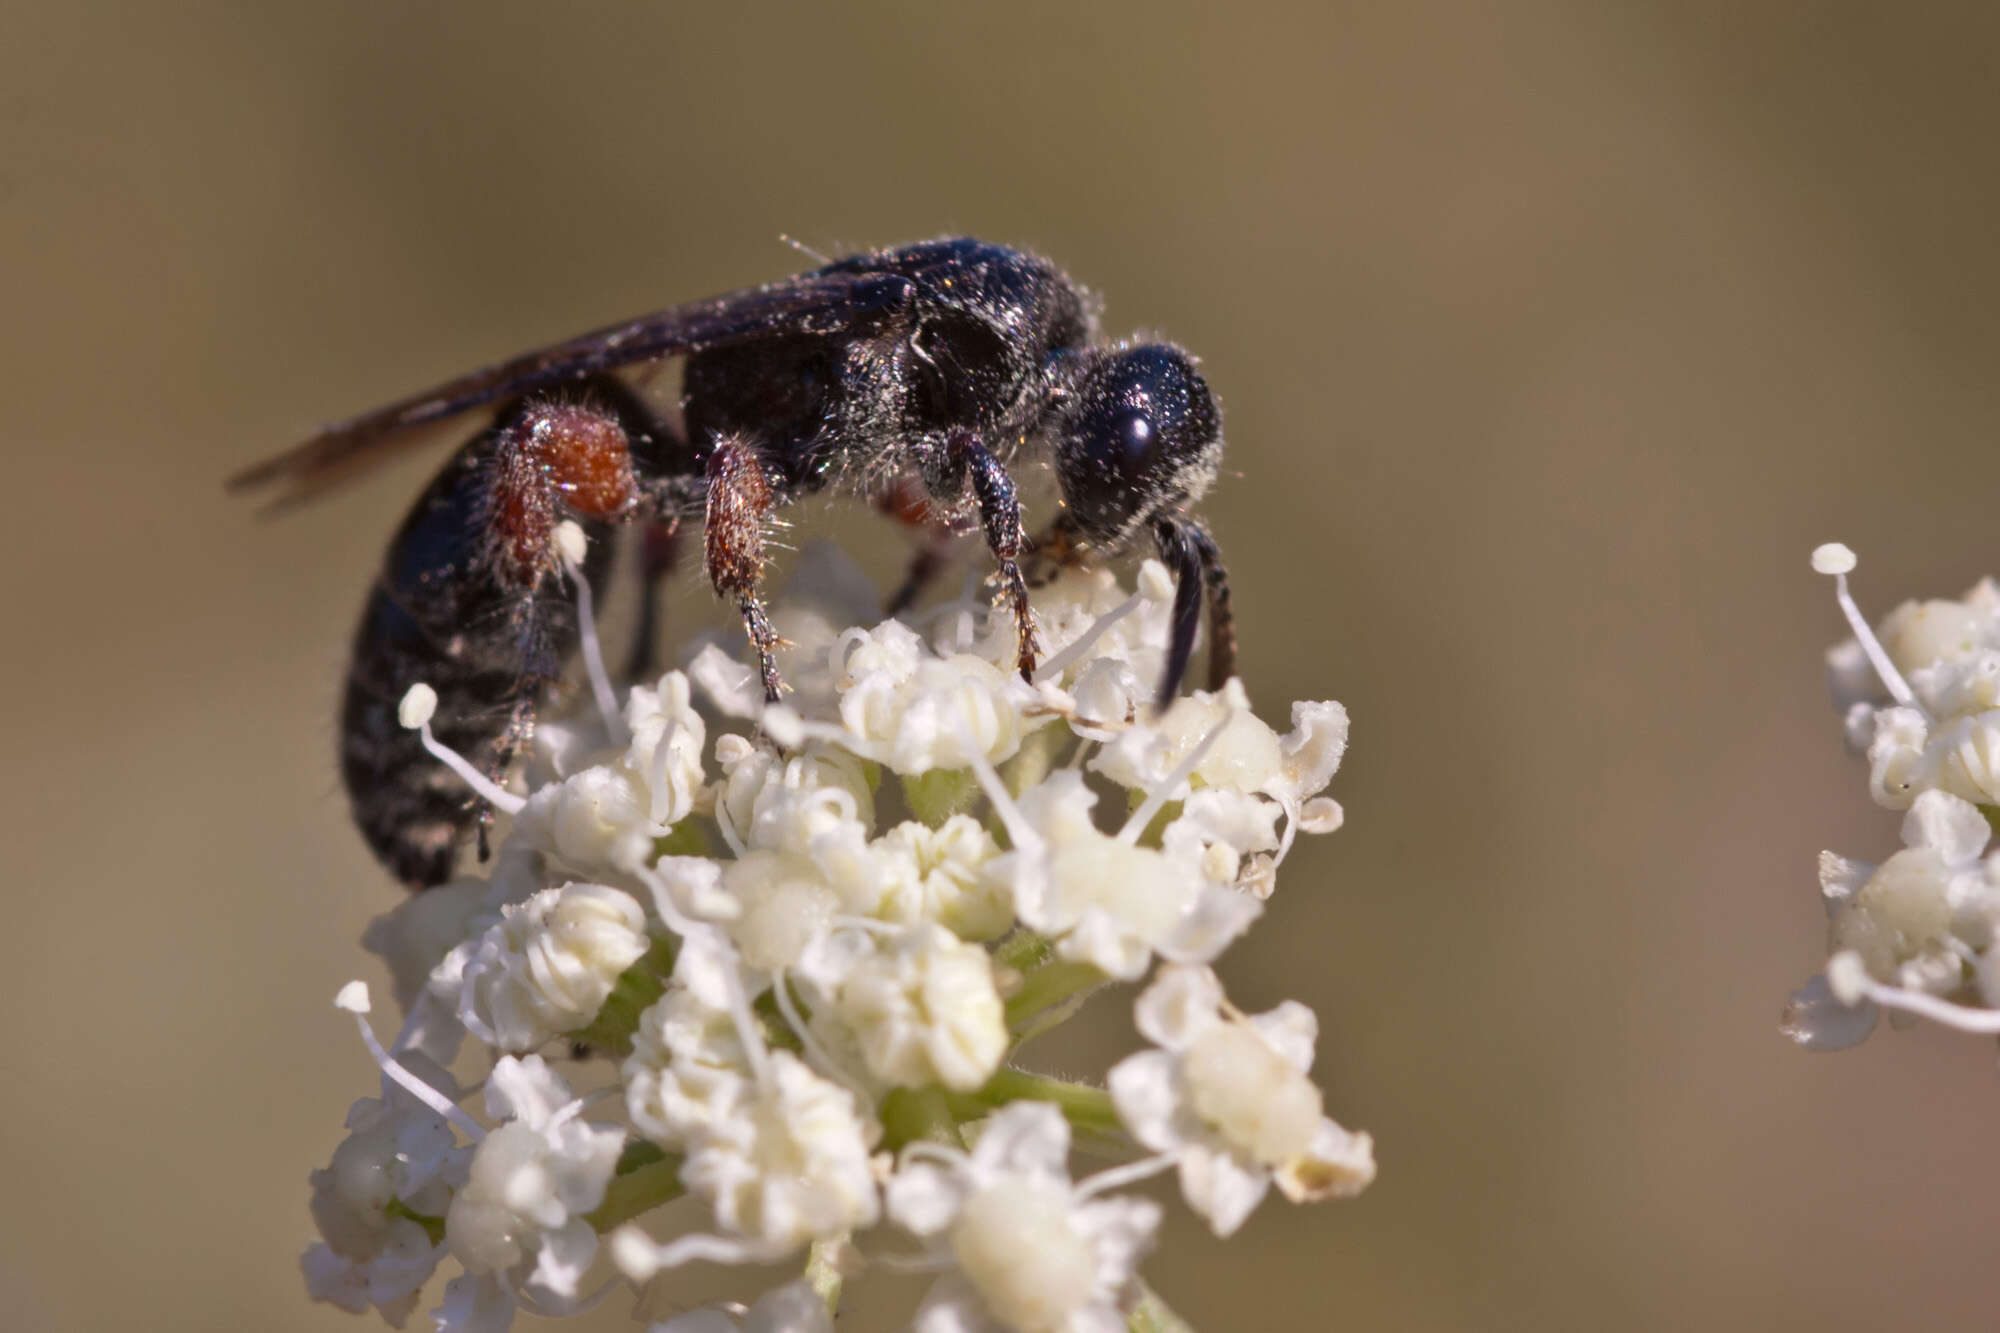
xmin=306 ymin=537 xmax=1373 ymax=1332
xmin=1783 ymin=543 xmax=2000 ymax=1049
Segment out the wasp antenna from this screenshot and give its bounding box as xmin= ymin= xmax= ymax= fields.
xmin=1183 ymin=520 xmax=1236 ymax=691
xmin=1151 ymin=516 xmax=1206 ymax=712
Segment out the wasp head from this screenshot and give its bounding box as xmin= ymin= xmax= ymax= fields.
xmin=1048 ymin=343 xmax=1234 ymax=708
xmin=1050 ymin=342 xmax=1222 ymax=550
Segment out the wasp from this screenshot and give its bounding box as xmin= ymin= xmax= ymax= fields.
xmin=231 ymin=238 xmax=1234 ymax=888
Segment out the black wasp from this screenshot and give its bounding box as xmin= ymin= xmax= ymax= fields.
xmin=231 ymin=238 xmax=1236 ymax=889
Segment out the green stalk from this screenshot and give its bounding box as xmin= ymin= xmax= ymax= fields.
xmin=585 ymin=1144 xmax=684 ymax=1232
xmin=880 ymin=1085 xmax=964 ymax=1150
xmin=571 ymin=936 xmax=677 ymax=1058
xmin=652 ymin=819 xmax=712 ymax=858
xmin=902 ymin=767 xmax=980 ymax=826
xmin=953 ymin=1067 xmax=1124 ymax=1139
xmin=1123 ymin=792 xmax=1183 ymax=848
xmin=1004 ymin=960 xmax=1106 ymax=1034
xmin=385 ymin=1197 xmax=446 ymax=1245
xmin=1128 ymin=1280 xmax=1199 ymax=1333
xmin=1000 ymin=723 xmax=1070 ymax=797
xmin=806 ymin=1237 xmax=845 ymax=1315
xmin=994 ymin=928 xmax=1056 ymax=975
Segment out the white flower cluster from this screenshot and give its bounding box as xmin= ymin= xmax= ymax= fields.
xmin=1783 ymin=543 xmax=2000 ymax=1049
xmin=305 ymin=544 xmax=1373 ymax=1332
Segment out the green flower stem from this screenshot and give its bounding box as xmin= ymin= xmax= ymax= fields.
xmin=1128 ymin=1280 xmax=1199 ymax=1333
xmin=751 ymin=983 xmax=807 ymax=1054
xmin=901 ymin=767 xmax=980 ymax=826
xmin=953 ymin=1067 xmax=1124 ymax=1139
xmin=1123 ymin=791 xmax=1183 ymax=849
xmin=572 ymin=936 xmax=678 ymax=1058
xmin=1004 ymin=959 xmax=1107 ymax=1034
xmin=880 ymin=1085 xmax=964 ymax=1151
xmin=653 ymin=819 xmax=712 ymax=858
xmin=1000 ymin=723 xmax=1070 ymax=797
xmin=385 ymin=1197 xmax=446 ymax=1246
xmin=585 ymin=1148 xmax=685 ymax=1232
xmin=995 ymin=928 xmax=1056 ymax=975
xmin=806 ymin=1237 xmax=845 ymax=1315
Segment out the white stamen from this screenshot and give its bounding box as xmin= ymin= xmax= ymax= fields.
xmin=408 ymin=712 xmax=526 ymax=816
xmin=715 ymin=807 xmax=749 ymax=859
xmin=631 ymin=863 xmax=773 ymax=1085
xmin=513 ymin=1275 xmax=621 ymax=1320
xmin=1033 ymin=592 xmax=1142 ymax=684
xmin=1835 ymin=965 xmax=2000 ymax=1034
xmin=1814 ymin=544 xmax=1917 ymax=708
xmin=1273 ymin=797 xmax=1301 ymax=867
xmin=387 ymin=986 xmax=445 ymax=1058
xmin=1074 ymin=1151 xmax=1177 ymax=1199
xmin=560 ymin=522 xmax=629 ymax=747
xmin=1119 ymin=708 xmax=1236 ymax=844
xmin=716 ymin=947 xmax=775 ymax=1087
xmin=335 ymin=982 xmax=485 ymax=1139
xmin=769 ymin=969 xmax=817 ymax=1055
xmin=628 ymin=859 xmax=714 ymax=952
xmin=953 ymin=713 xmax=1042 ymax=859
xmin=609 ymin=1226 xmax=791 ymax=1282
xmin=632 ymin=856 xmax=772 ymax=1088
xmin=772 ymin=968 xmax=865 ymax=1097
xmin=648 ymin=718 xmax=679 ymax=826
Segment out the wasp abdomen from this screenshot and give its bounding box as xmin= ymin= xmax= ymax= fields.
xmin=340 ymin=398 xmax=626 ymax=888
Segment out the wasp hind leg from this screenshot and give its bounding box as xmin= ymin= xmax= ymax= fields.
xmin=622 ymin=515 xmax=686 ymax=683
xmin=872 ymin=473 xmax=962 ymax=617
xmin=702 ymin=437 xmax=783 ymax=703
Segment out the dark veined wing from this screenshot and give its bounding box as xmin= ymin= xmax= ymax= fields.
xmin=228 ymin=266 xmax=917 ymax=509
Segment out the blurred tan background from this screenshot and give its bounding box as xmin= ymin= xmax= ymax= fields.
xmin=7 ymin=2 xmax=2000 ymax=1329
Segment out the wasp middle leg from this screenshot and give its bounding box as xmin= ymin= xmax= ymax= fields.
xmin=920 ymin=428 xmax=1037 ymax=681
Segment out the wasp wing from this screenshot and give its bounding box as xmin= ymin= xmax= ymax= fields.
xmin=228 ymin=267 xmax=916 ymax=508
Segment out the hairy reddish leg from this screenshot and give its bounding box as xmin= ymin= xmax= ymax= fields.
xmin=703 ymin=438 xmax=783 ymax=702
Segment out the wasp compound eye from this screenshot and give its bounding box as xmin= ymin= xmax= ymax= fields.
xmin=1104 ymin=407 xmax=1157 ymax=468
xmin=1056 ymin=343 xmax=1222 ymax=549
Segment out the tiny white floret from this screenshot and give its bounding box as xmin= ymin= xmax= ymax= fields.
xmin=1109 ymin=965 xmax=1374 ymax=1235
